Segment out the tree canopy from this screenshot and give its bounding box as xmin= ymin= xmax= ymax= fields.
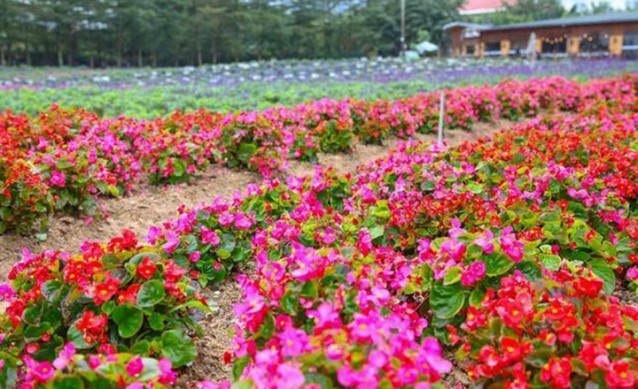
xmin=0 ymin=0 xmax=464 ymax=67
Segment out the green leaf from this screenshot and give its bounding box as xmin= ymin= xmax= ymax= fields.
xmin=430 ymin=282 xmax=466 ymax=319
xmin=41 ymin=280 xmax=63 ymax=302
xmin=443 ymin=266 xmax=462 ymax=285
xmin=305 ymin=372 xmax=334 ymax=388
xmin=485 ymin=252 xmax=514 ymax=276
xmin=238 ymin=142 xmax=257 ymax=164
xmin=111 ymin=304 xmax=144 ymax=338
xmin=466 ymin=182 xmax=484 ymax=194
xmin=280 ymin=291 xmax=299 ymax=315
xmin=160 ymin=330 xmax=196 ymax=368
xmin=50 ymin=376 xmax=84 ymax=389
xmin=136 ymin=280 xmax=166 ymax=308
xmin=539 ymin=254 xmax=561 ymax=272
xmin=469 ymin=288 xmax=485 ymax=307
xmin=301 ymin=280 xmax=319 ymax=299
xmin=232 ymin=356 xmax=251 ymax=381
xmin=590 ymin=260 xmax=616 ymax=294
xmin=369 ymin=225 xmax=385 ymax=240
xmin=149 ymin=313 xmax=166 ymax=331
xmin=68 ymin=323 xmax=92 ymax=349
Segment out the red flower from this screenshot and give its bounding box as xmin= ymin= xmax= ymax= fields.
xmin=93 ymin=274 xmax=121 ymax=305
xmin=76 ymin=310 xmax=108 ymax=344
xmin=117 ymin=284 xmax=141 ymax=304
xmin=136 ymin=257 xmax=158 ymax=280
xmin=540 ymin=357 xmax=572 ymax=388
xmin=605 ymin=360 xmax=637 ymax=388
xmin=574 ymin=275 xmax=603 ymax=298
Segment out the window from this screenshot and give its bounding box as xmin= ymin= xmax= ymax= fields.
xmin=466 ymin=45 xmax=476 ymax=55
xmin=580 ymin=32 xmax=609 ymax=53
xmin=485 ymin=42 xmax=500 ymax=51
xmin=541 ymin=36 xmax=567 ymax=53
xmin=623 ymin=31 xmax=638 ymax=47
xmin=622 ymin=31 xmax=638 ymax=59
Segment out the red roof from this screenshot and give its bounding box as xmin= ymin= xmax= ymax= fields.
xmin=460 ymin=0 xmax=515 ymax=13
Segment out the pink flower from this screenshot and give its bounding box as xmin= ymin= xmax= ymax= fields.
xmin=0 ymin=284 xmax=15 ymax=302
xmin=500 ymin=227 xmax=524 ymax=262
xmin=275 ymin=363 xmax=305 ymax=389
xmin=474 ymin=230 xmax=495 ymax=254
xmin=234 ymin=212 xmax=253 ymax=230
xmin=461 ymin=261 xmax=486 ymax=287
xmin=189 ymin=251 xmax=202 ymax=262
xmin=278 ymin=327 xmax=310 ymax=357
xmin=201 ymin=226 xmax=221 ymax=246
xmin=307 ymin=302 xmax=341 ymax=331
xmin=49 ymin=171 xmax=66 ymax=187
xmin=158 ymin=358 xmax=176 ymax=385
xmin=218 ymin=212 xmax=234 ymax=227
xmin=146 ymin=226 xmax=162 ymax=244
xmin=53 ymin=343 xmax=76 ymax=370
xmin=420 ymin=337 xmax=453 ymax=375
xmin=32 ymin=361 xmax=55 ymax=383
xmin=627 ymin=267 xmax=638 ymax=281
xmin=126 ymin=356 xmax=144 ymax=376
xmin=162 ymin=231 xmax=181 ymax=253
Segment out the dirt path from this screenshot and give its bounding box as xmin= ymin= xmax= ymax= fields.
xmin=0 ymin=120 xmax=511 ymax=387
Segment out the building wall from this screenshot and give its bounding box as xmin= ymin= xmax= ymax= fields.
xmin=453 ymin=22 xmax=638 ymax=58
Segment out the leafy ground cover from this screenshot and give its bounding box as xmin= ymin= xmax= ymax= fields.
xmin=0 ymin=59 xmax=635 ymax=117
xmin=0 ymin=75 xmax=637 ymax=388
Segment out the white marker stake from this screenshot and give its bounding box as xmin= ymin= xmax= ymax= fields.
xmin=438 ymin=90 xmax=445 ymax=146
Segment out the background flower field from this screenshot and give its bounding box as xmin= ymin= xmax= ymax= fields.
xmin=0 ymin=59 xmax=637 ymax=389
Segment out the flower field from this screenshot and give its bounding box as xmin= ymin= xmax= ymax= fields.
xmin=1 ymin=58 xmax=636 ymax=117
xmin=1 ymin=73 xmax=637 ymax=388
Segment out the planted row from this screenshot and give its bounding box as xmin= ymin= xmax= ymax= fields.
xmin=2 ymin=76 xmax=636 ymax=235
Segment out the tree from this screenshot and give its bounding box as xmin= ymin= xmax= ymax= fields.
xmin=0 ymin=0 xmax=465 ymax=67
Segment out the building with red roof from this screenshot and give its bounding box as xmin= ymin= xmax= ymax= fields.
xmin=460 ymin=0 xmax=515 ymax=15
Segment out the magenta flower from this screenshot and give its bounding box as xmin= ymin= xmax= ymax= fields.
xmin=53 ymin=343 xmax=76 ymax=370
xmin=126 ymin=356 xmax=144 ymax=377
xmin=200 ymin=226 xmax=220 ymax=246
xmin=234 ymin=212 xmax=253 ymax=230
xmin=0 ymin=284 xmax=15 ymax=302
xmin=32 ymin=361 xmax=55 ymax=383
xmin=500 ymin=227 xmax=524 ymax=262
xmin=275 ymin=363 xmax=305 ymax=389
xmin=474 ymin=230 xmax=495 ymax=254
xmin=158 ymin=358 xmax=176 ymax=385
xmin=627 ymin=267 xmax=638 ymax=281
xmin=49 ymin=170 xmax=66 ymax=187
xmin=161 ymin=230 xmax=181 ymax=253
xmin=461 ymin=261 xmax=486 ymax=287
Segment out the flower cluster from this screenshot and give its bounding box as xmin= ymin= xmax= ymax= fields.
xmin=453 ymin=269 xmax=638 ymax=388
xmin=0 ymin=230 xmax=207 ymax=387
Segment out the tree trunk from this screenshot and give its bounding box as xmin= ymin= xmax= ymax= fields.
xmin=57 ymin=44 xmax=64 ymax=67
xmin=197 ymin=43 xmax=202 ymax=66
xmin=90 ymin=54 xmax=94 ymax=68
xmin=138 ymin=48 xmax=143 ymax=67
xmin=116 ymin=30 xmax=123 ymax=67
xmin=152 ymin=52 xmax=157 ymax=67
xmin=0 ymin=46 xmax=5 ymax=66
xmin=26 ymin=42 xmax=31 ymax=66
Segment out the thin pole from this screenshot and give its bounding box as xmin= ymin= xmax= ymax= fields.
xmin=438 ymin=90 xmax=445 ymax=146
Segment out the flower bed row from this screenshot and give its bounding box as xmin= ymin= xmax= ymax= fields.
xmin=1 ymin=94 xmax=637 ymax=387
xmin=2 ymin=76 xmax=637 ymax=235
